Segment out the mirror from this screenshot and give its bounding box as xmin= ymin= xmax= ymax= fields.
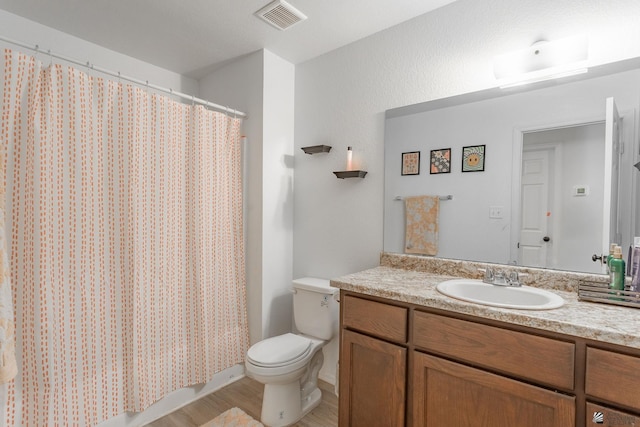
xmin=383 ymin=62 xmax=640 ymax=274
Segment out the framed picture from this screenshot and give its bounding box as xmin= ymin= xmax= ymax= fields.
xmin=430 ymin=148 xmax=451 ymax=174
xmin=401 ymin=151 xmax=420 ymax=175
xmin=462 ymin=145 xmax=486 ymax=172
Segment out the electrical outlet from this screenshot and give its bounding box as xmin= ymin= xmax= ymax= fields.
xmin=489 ymin=206 xmax=504 ymax=219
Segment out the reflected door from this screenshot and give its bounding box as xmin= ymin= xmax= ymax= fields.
xmin=518 ymin=115 xmax=613 ymax=274
xmin=519 ymin=149 xmax=552 ymax=267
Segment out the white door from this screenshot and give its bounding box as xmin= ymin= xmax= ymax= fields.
xmin=603 ymin=97 xmax=621 ymax=255
xmin=519 ymin=149 xmax=552 ymax=268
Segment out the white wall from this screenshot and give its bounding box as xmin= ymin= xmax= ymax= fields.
xmin=260 ymin=51 xmax=295 ymax=339
xmin=293 ymin=0 xmax=640 ymax=281
xmin=199 ymin=50 xmax=296 ymax=344
xmin=200 ymin=50 xmax=340 ymax=385
xmin=199 ymin=51 xmax=266 ymax=346
xmin=0 ymin=9 xmax=197 ymax=94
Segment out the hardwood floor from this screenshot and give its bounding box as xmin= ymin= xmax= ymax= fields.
xmin=145 ymin=376 xmax=338 ymax=427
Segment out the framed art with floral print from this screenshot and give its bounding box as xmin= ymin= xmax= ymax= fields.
xmin=462 ymin=144 xmax=486 ymax=172
xmin=430 ymin=148 xmax=451 ymax=174
xmin=401 ymin=151 xmax=420 ymax=175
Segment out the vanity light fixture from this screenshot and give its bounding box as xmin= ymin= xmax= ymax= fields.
xmin=494 ymin=35 xmax=589 ymax=89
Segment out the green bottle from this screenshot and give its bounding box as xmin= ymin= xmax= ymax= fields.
xmin=609 ymin=246 xmax=625 ymax=300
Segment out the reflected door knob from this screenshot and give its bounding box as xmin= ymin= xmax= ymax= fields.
xmin=592 ymin=254 xmax=603 ymax=264
xmin=542 ymin=236 xmax=551 ymax=242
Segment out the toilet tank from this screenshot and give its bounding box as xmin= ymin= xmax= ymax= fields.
xmin=292 ymin=277 xmax=338 ymax=340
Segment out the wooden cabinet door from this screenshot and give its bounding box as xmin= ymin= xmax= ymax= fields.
xmin=339 ymin=329 xmax=406 ymax=427
xmin=412 ymin=352 xmax=575 ymax=427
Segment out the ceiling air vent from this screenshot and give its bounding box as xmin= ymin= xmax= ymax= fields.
xmin=255 ymin=0 xmax=307 ymax=31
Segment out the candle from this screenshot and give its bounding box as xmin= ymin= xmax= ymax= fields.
xmin=347 ymin=146 xmax=353 ymax=170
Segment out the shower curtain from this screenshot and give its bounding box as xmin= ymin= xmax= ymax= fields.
xmin=0 ymin=48 xmax=250 ymax=426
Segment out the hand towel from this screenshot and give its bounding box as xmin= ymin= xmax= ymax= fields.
xmin=404 ymin=195 xmax=439 ymax=256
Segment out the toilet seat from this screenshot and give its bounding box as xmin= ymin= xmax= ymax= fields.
xmin=247 ymin=333 xmax=312 ymax=368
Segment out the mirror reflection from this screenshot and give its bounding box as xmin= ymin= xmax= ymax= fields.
xmin=384 ymin=67 xmax=640 ymax=274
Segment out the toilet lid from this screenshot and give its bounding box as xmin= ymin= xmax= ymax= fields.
xmin=247 ymin=333 xmax=312 ymax=367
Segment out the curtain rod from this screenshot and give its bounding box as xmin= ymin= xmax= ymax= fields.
xmin=0 ymin=34 xmax=247 ymax=118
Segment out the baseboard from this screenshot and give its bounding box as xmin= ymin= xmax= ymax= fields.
xmin=318 ymin=372 xmax=335 ymax=386
xmin=97 ymin=364 xmax=245 ymax=427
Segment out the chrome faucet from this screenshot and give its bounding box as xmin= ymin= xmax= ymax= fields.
xmin=506 ymin=271 xmax=524 ymax=287
xmin=482 ymin=267 xmax=494 ymax=284
xmin=480 ymin=268 xmax=524 ymax=287
xmin=493 ymin=270 xmax=507 ymax=285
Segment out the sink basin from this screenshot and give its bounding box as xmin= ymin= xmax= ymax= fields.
xmin=436 ymin=279 xmax=565 ymax=310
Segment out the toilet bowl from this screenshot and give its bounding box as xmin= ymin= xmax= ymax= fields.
xmin=245 ymin=277 xmax=338 ymax=427
xmin=246 ymin=333 xmax=326 ymax=426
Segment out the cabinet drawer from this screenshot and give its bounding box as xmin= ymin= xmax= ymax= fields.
xmin=342 ymin=295 xmax=408 ymax=343
xmin=413 ymin=311 xmax=575 ymax=390
xmin=586 ymin=347 xmax=640 ymax=410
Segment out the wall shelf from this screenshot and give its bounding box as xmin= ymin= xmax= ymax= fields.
xmin=333 ymin=170 xmax=367 ymax=179
xmin=301 ymin=145 xmax=332 ymax=154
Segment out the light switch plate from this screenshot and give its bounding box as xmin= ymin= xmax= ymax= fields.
xmin=489 ymin=206 xmax=504 ymax=219
xmin=573 ymin=185 xmax=590 ymax=196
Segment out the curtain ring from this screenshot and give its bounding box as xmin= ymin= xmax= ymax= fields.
xmin=47 ymin=49 xmax=53 ymax=68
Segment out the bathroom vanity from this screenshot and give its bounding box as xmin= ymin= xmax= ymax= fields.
xmin=332 ymin=253 xmax=640 ymax=427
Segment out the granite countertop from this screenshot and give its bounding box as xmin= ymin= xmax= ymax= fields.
xmin=331 ymin=265 xmax=640 ymax=349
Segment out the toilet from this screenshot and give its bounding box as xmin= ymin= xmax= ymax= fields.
xmin=245 ymin=277 xmax=338 ymax=426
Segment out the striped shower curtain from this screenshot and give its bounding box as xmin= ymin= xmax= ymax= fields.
xmin=0 ymin=49 xmax=250 ymax=426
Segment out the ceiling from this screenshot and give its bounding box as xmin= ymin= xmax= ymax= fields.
xmin=0 ymin=0 xmax=456 ymax=79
